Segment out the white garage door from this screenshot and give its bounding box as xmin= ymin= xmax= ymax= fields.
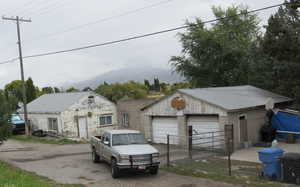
xmin=152 ymin=117 xmax=178 ymax=144
xmin=188 ymin=116 xmax=221 ymax=147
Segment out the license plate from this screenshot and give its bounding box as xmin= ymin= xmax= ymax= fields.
xmin=138 ymin=165 xmax=146 ymax=170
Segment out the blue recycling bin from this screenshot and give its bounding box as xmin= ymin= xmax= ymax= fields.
xmin=258 ymin=148 xmax=284 ymax=180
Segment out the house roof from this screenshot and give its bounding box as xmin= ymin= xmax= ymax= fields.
xmin=142 ymin=85 xmax=292 ymax=111
xmin=21 ymin=92 xmax=93 ymax=113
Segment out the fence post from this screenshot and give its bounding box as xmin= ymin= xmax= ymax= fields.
xmin=225 ymin=124 xmax=234 ymax=176
xmin=167 ymin=134 xmax=170 ymax=167
xmin=188 ymin=126 xmax=192 ymax=159
xmin=212 ymin=132 xmax=214 ymax=151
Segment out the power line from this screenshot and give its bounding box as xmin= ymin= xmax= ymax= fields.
xmin=23 ymin=0 xmax=177 ymax=43
xmin=0 ymin=2 xmax=290 ymax=65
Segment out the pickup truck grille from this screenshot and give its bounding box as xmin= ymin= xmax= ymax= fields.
xmin=131 ymin=154 xmax=151 ymax=163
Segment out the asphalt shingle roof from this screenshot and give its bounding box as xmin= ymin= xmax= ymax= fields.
xmin=23 ymin=92 xmax=91 ymax=113
xmin=178 ymin=85 xmax=292 ymax=111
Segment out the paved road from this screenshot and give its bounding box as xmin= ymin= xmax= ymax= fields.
xmin=0 ymin=140 xmax=239 ymax=187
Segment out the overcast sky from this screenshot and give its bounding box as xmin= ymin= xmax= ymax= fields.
xmin=0 ymin=0 xmax=283 ymax=88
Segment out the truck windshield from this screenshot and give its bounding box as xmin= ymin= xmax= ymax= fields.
xmin=112 ymin=133 xmax=147 ymax=146
xmin=11 ymin=114 xmax=22 ymax=121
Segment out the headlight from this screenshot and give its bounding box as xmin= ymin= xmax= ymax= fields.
xmin=119 ymin=155 xmax=129 ymax=162
xmin=152 ymin=153 xmax=160 ymax=162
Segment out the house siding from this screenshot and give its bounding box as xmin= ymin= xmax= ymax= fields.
xmin=117 ymin=98 xmax=156 ymax=132
xmin=228 ymin=108 xmax=267 ymax=149
xmin=25 ymin=93 xmax=117 ymax=139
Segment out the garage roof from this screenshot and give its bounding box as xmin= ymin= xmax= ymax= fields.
xmin=178 ymin=85 xmax=292 ymax=111
xmin=142 ymin=85 xmax=292 ymax=111
xmin=20 ymin=92 xmax=93 ymax=113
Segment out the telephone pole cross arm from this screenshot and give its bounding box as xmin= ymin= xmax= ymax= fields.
xmin=2 ymin=16 xmax=32 ymax=136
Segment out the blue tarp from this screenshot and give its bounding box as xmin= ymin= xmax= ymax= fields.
xmin=271 ymin=111 xmax=300 ymax=139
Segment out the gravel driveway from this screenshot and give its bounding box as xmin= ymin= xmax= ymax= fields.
xmin=0 ymin=140 xmax=239 ymax=187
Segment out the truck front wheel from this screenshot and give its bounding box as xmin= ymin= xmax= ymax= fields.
xmin=150 ymin=166 xmax=159 ymax=175
xmin=92 ymin=148 xmax=100 ymax=163
xmin=111 ymin=158 xmax=120 ymax=178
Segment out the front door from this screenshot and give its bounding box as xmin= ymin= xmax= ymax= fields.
xmin=239 ymin=115 xmax=248 ymax=143
xmin=78 ymin=117 xmax=88 ymax=139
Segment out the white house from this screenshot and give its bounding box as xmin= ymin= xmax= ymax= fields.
xmin=19 ymin=92 xmax=117 ymax=139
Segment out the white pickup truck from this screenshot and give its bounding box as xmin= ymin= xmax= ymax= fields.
xmin=90 ymin=129 xmax=160 ymax=178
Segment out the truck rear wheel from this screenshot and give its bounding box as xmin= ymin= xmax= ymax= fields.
xmin=111 ymin=158 xmax=120 ymax=178
xmin=92 ymin=148 xmax=100 ymax=163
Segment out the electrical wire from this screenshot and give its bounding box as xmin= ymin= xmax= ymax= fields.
xmin=23 ymin=0 xmax=177 ymax=43
xmin=0 ymin=2 xmax=292 ymax=65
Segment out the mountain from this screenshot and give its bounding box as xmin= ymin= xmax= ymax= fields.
xmin=64 ymin=66 xmax=184 ymax=89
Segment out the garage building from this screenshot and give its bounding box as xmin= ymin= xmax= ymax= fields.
xmin=141 ymin=85 xmax=292 ymax=149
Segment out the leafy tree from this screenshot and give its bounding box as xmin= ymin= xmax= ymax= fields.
xmin=82 ymin=87 xmax=92 ymax=92
xmin=66 ymin=87 xmax=79 ymax=92
xmin=144 ymin=79 xmax=151 ymax=90
xmin=0 ymin=90 xmax=13 ymax=142
xmin=164 ymin=82 xmax=192 ymax=95
xmin=259 ymin=2 xmax=300 ymax=107
xmin=4 ymin=80 xmax=24 ymax=102
xmin=171 ymin=5 xmax=260 ymax=87
xmin=153 ymin=78 xmax=160 ymax=92
xmin=41 ymin=87 xmax=54 ymax=94
xmin=54 ymin=87 xmax=60 ymax=93
xmin=95 ymin=81 xmax=148 ymax=102
xmin=26 ymin=77 xmax=37 ymax=103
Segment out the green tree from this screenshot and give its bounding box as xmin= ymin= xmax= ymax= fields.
xmin=259 ymin=2 xmax=300 ymax=108
xmin=66 ymin=87 xmax=79 ymax=92
xmin=0 ymin=90 xmax=13 ymax=142
xmin=4 ymin=80 xmax=24 ymax=103
xmin=41 ymin=87 xmax=54 ymax=94
xmin=144 ymin=79 xmax=151 ymax=90
xmin=171 ymin=5 xmax=260 ymax=87
xmin=153 ymin=78 xmax=160 ymax=92
xmin=26 ymin=77 xmax=37 ymax=103
xmin=82 ymin=87 xmax=92 ymax=92
xmin=54 ymin=87 xmax=60 ymax=93
xmin=95 ymin=81 xmax=148 ymax=102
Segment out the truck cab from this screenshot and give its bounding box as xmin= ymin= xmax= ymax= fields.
xmin=90 ymin=129 xmax=160 ymax=178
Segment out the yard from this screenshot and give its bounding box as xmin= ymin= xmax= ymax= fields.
xmin=0 ymin=160 xmax=83 ymax=187
xmin=10 ymin=135 xmax=84 ymax=145
xmin=163 ymin=157 xmax=293 ymax=187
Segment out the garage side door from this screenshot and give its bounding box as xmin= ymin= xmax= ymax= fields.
xmin=188 ymin=116 xmax=221 ymax=147
xmin=152 ymin=117 xmax=178 ymax=144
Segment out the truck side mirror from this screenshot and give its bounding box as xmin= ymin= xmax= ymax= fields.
xmin=104 ymin=141 xmax=109 ymax=146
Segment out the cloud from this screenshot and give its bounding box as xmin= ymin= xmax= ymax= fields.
xmin=0 ymin=0 xmax=283 ymax=88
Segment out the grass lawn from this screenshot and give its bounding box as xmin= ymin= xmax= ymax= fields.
xmin=163 ymin=157 xmax=292 ymax=187
xmin=10 ymin=135 xmax=85 ymax=145
xmin=0 ymin=160 xmax=84 ymax=187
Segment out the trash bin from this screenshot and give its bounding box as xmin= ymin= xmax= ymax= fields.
xmin=281 ymin=153 xmax=300 ymax=184
xmin=258 ymin=148 xmax=284 ymax=180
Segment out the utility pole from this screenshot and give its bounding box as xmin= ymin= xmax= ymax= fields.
xmin=2 ymin=16 xmax=31 ymax=136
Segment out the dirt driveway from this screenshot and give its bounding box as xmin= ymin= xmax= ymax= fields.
xmin=0 ymin=140 xmax=239 ymax=187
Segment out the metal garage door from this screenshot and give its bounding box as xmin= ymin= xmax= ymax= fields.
xmin=152 ymin=117 xmax=178 ymax=144
xmin=188 ymin=116 xmax=221 ymax=147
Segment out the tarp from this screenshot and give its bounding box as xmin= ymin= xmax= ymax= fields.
xmin=272 ymin=111 xmax=300 ymax=139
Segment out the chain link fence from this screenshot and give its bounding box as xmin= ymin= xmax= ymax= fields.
xmin=161 ymin=124 xmax=234 ymax=175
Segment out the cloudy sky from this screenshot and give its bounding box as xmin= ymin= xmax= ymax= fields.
xmin=0 ymin=0 xmax=283 ymax=88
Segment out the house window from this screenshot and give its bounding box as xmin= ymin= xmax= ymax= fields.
xmin=99 ymin=115 xmax=112 ymax=126
xmin=122 ymin=113 xmax=129 ymax=127
xmin=48 ymin=118 xmax=58 ymax=131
